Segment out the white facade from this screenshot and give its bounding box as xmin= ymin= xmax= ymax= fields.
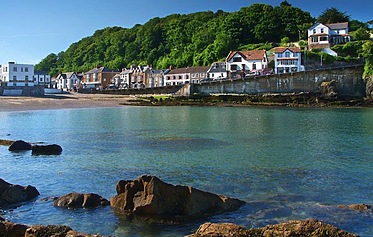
xmin=33 ymin=71 xmax=51 ymax=87
xmin=0 ymin=62 xmax=35 ymax=86
xmin=56 ymin=72 xmax=79 ymax=90
xmin=208 ymin=62 xmax=228 ymax=80
xmin=225 ymin=50 xmax=268 ymax=79
xmin=274 ymin=47 xmax=303 ymax=74
xmin=308 ymin=22 xmax=351 ymax=50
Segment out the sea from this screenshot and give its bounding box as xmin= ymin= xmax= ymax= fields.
xmin=0 ymin=106 xmax=372 ymax=236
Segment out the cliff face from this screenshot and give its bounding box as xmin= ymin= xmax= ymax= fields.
xmin=365 ymin=76 xmax=373 ymax=98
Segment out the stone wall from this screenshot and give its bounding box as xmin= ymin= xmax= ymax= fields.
xmin=0 ymin=86 xmax=45 ymax=96
xmin=193 ymin=65 xmax=365 ymax=97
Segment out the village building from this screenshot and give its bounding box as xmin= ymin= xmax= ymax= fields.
xmin=207 ymin=62 xmax=228 ymax=80
xmin=33 ymin=70 xmax=51 ymax=88
xmin=0 ymin=62 xmax=35 ymax=87
xmin=55 ymin=72 xmax=80 ymax=91
xmin=165 ymin=66 xmax=209 ymax=86
xmin=82 ymin=66 xmax=119 ymax=89
xmin=274 ymin=47 xmax=304 ymax=74
xmin=308 ymin=22 xmax=351 ymax=55
xmin=225 ymin=50 xmax=269 ymax=79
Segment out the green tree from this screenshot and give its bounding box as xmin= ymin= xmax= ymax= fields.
xmin=317 ymin=7 xmax=350 ymax=24
xmin=351 ymin=27 xmax=371 ymax=40
xmin=361 ymin=41 xmax=373 ymax=78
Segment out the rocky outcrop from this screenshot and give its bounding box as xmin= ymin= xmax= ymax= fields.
xmin=53 ymin=192 xmax=110 ymax=208
xmin=31 ymin=144 xmax=63 ymax=155
xmin=0 ymin=179 xmax=40 ymax=208
xmin=192 ymin=219 xmax=359 ymax=237
xmin=110 ymin=175 xmax=245 ymax=219
xmin=8 ymin=140 xmax=32 ymax=151
xmin=0 ymin=217 xmax=29 ymax=237
xmin=338 ymin=203 xmax=372 ymax=211
xmin=320 ymin=80 xmax=339 ymax=97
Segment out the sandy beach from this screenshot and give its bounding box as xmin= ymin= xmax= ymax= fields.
xmin=0 ymin=93 xmax=139 ymax=112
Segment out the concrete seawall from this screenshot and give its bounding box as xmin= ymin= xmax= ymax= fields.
xmin=192 ymin=65 xmax=365 ymax=97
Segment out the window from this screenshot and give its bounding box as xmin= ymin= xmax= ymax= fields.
xmin=13 ymin=76 xmax=17 ymax=81
xmin=231 ymin=65 xmax=238 ymax=71
xmin=252 ymin=63 xmax=256 ymax=70
xmin=321 ymin=28 xmax=324 ymax=33
xmin=320 ymin=36 xmax=328 ymax=41
xmin=186 ymin=75 xmax=189 ymax=79
xmin=233 ymin=57 xmax=242 ymax=62
xmin=21 ymin=67 xmax=24 ymax=72
xmin=25 ymin=76 xmax=29 ymax=82
xmin=13 ymin=67 xmax=17 ymax=72
xmin=167 ymin=76 xmax=170 ymax=80
xmin=3 ymin=67 xmax=7 ymax=72
xmin=25 ymin=67 xmax=28 ymax=72
xmin=313 ymin=29 xmax=316 ymax=34
xmin=285 ymin=52 xmax=290 ymax=58
xmin=278 ymin=53 xmax=283 ymax=58
xmin=178 ymin=75 xmax=181 ymax=80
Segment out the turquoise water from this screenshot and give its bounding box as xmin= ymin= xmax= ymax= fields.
xmin=0 ymin=106 xmax=373 ymax=236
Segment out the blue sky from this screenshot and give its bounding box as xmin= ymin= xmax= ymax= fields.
xmin=0 ymin=0 xmax=371 ymax=65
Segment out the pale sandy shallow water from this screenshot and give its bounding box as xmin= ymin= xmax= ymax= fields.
xmin=1 ymin=106 xmax=373 ymax=236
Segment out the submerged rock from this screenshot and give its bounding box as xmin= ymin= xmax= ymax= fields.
xmin=8 ymin=140 xmax=32 ymax=151
xmin=110 ymin=175 xmax=245 ymax=220
xmin=338 ymin=203 xmax=372 ymax=211
xmin=53 ymin=192 xmax=110 ymax=208
xmin=31 ymin=144 xmax=63 ymax=155
xmin=192 ymin=219 xmax=359 ymax=237
xmin=0 ymin=179 xmax=40 ymax=208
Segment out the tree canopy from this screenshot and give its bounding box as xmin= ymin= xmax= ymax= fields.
xmin=317 ymin=7 xmax=350 ymax=24
xmin=36 ymin=3 xmax=317 ymax=76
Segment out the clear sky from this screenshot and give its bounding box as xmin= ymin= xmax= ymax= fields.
xmin=0 ymin=0 xmax=371 ymax=65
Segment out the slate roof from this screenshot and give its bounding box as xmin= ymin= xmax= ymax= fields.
xmin=56 ymin=72 xmax=76 ymax=79
xmin=208 ymin=62 xmax=227 ymax=73
xmin=168 ymin=66 xmax=209 ymax=75
xmin=226 ymin=50 xmax=266 ymax=62
xmin=326 ymin=22 xmax=348 ymax=30
xmin=85 ymin=66 xmax=119 ymax=74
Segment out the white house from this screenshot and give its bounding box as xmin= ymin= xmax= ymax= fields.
xmin=308 ymin=22 xmax=351 ymax=50
xmin=207 ymin=62 xmax=228 ymax=80
xmin=225 ymin=50 xmax=269 ymax=79
xmin=0 ymin=62 xmax=35 ymax=87
xmin=274 ymin=47 xmax=304 ymax=74
xmin=33 ymin=70 xmax=51 ymax=87
xmin=56 ymin=72 xmax=79 ymax=91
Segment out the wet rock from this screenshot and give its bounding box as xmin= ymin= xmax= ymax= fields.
xmin=53 ymin=192 xmax=110 ymax=208
xmin=25 ymin=225 xmax=72 ymax=237
xmin=338 ymin=203 xmax=372 ymax=211
xmin=0 ymin=139 xmax=14 ymax=146
xmin=31 ymin=144 xmax=63 ymax=155
xmin=0 ymin=179 xmax=40 ymax=208
xmin=110 ymin=175 xmax=245 ymax=220
xmin=8 ymin=140 xmax=32 ymax=151
xmin=0 ymin=217 xmax=29 ymax=237
xmin=192 ymin=219 xmax=359 ymax=237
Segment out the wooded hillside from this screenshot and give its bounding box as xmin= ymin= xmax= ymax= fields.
xmin=36 ymin=3 xmax=317 ymax=76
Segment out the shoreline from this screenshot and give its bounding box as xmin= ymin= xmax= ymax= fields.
xmin=1 ymin=92 xmax=372 ymax=112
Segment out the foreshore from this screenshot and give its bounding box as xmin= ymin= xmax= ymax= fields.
xmin=0 ymin=93 xmax=138 ymax=112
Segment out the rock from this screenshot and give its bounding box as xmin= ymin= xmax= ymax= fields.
xmin=338 ymin=203 xmax=372 ymax=211
xmin=192 ymin=219 xmax=359 ymax=237
xmin=31 ymin=144 xmax=63 ymax=155
xmin=8 ymin=140 xmax=32 ymax=151
xmin=110 ymin=175 xmax=245 ymax=220
xmin=0 ymin=218 xmax=29 ymax=237
xmin=0 ymin=139 xmax=14 ymax=146
xmin=0 ymin=179 xmax=40 ymax=208
xmin=192 ymin=222 xmax=250 ymax=237
xmin=53 ymin=192 xmax=110 ymax=208
xmin=25 ymin=225 xmax=72 ymax=237
xmin=320 ymin=80 xmax=339 ymax=97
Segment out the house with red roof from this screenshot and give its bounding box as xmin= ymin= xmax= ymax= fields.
xmin=225 ymin=50 xmax=269 ymax=79
xmin=308 ymin=22 xmax=351 ymax=51
xmin=274 ymin=47 xmax=304 ymax=74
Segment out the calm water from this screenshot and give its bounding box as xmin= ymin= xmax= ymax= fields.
xmin=0 ymin=106 xmax=373 ymax=236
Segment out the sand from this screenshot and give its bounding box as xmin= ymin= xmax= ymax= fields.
xmin=0 ymin=93 xmax=139 ymax=112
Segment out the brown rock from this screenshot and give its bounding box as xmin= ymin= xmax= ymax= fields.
xmin=192 ymin=219 xmax=359 ymax=237
xmin=25 ymin=225 xmax=72 ymax=237
xmin=110 ymin=175 xmax=245 ymax=219
xmin=53 ymin=192 xmax=110 ymax=208
xmin=0 ymin=179 xmax=40 ymax=208
xmin=0 ymin=218 xmax=29 ymax=237
xmin=338 ymin=204 xmax=372 ymax=211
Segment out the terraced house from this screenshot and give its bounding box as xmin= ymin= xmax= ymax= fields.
xmin=225 ymin=50 xmax=269 ymax=79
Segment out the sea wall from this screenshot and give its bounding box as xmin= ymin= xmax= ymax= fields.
xmin=192 ymin=65 xmax=365 ymax=97
xmin=0 ymin=86 xmax=45 ymax=96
